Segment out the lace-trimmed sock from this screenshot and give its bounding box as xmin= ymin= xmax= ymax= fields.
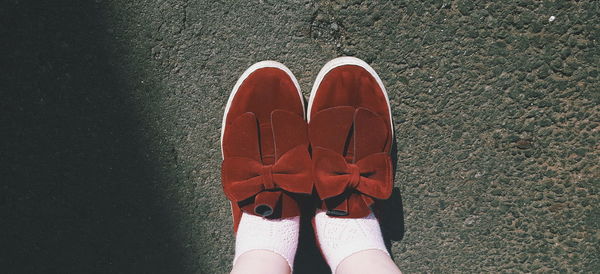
xmin=314 ymin=210 xmax=389 ymax=273
xmin=233 ymin=212 xmax=300 ymax=270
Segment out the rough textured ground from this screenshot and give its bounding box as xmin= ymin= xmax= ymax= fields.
xmin=2 ymin=0 xmax=599 ymax=273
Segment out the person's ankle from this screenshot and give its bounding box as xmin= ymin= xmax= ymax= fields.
xmin=231 ymin=250 xmax=291 ymax=274
xmin=313 ymin=211 xmax=389 ymax=273
xmin=336 ymin=249 xmax=401 ymax=274
xmin=233 ymin=213 xmax=300 ymax=270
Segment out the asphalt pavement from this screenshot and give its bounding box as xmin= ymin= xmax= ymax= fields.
xmin=2 ymin=0 xmax=598 ymax=273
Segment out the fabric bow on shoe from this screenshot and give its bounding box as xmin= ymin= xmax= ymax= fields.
xmin=313 ymin=147 xmax=392 ymax=216
xmin=222 ymin=145 xmax=312 ymax=217
xmin=221 ymin=109 xmax=312 ymax=218
xmin=309 ymin=106 xmax=393 ymax=217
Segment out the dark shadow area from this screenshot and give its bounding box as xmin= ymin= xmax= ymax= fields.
xmin=294 ymin=99 xmax=330 ymax=274
xmin=293 ymin=196 xmax=330 ymax=274
xmin=377 ymin=135 xmax=406 ymax=256
xmin=1 ymin=1 xmax=185 ymax=272
xmin=377 ymin=187 xmax=405 ymax=254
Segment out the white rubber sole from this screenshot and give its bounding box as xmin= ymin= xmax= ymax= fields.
xmin=220 ymin=61 xmax=303 ymax=159
xmin=306 ymin=56 xmax=393 ymax=136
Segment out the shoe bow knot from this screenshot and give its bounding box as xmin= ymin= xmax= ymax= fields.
xmin=222 ymin=145 xmax=313 ymax=216
xmin=221 ymin=110 xmax=312 ymax=217
xmin=309 ymin=106 xmax=393 ymax=217
xmin=313 ymin=147 xmax=392 ymax=216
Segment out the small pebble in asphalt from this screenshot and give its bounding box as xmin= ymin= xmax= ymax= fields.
xmin=516 ymin=139 xmax=533 ymax=149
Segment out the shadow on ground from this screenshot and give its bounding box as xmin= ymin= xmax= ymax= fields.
xmin=1 ymin=2 xmax=186 ymax=272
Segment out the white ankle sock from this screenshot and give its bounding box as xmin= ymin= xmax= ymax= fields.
xmin=314 ymin=210 xmax=390 ymax=273
xmin=233 ymin=212 xmax=300 ymax=270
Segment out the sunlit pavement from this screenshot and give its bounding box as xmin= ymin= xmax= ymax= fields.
xmin=3 ymin=1 xmax=598 ymax=273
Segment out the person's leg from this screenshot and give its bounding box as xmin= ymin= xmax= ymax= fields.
xmin=314 ymin=211 xmax=401 ymax=274
xmin=231 ymin=250 xmax=290 ymax=274
xmin=230 ymin=213 xmax=299 ymax=274
xmin=336 ymin=250 xmax=401 ymax=274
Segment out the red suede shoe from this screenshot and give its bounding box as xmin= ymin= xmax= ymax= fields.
xmin=308 ymin=57 xmax=393 ymax=218
xmin=221 ymin=61 xmax=313 ymax=233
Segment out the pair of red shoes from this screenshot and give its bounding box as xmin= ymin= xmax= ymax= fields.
xmin=221 ymin=57 xmax=393 ymax=232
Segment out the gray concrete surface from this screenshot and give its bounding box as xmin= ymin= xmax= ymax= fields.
xmin=3 ymin=0 xmax=598 ymax=273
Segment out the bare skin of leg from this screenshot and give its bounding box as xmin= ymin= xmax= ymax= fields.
xmin=230 ymin=250 xmax=291 ymax=274
xmin=336 ymin=249 xmax=402 ymax=274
